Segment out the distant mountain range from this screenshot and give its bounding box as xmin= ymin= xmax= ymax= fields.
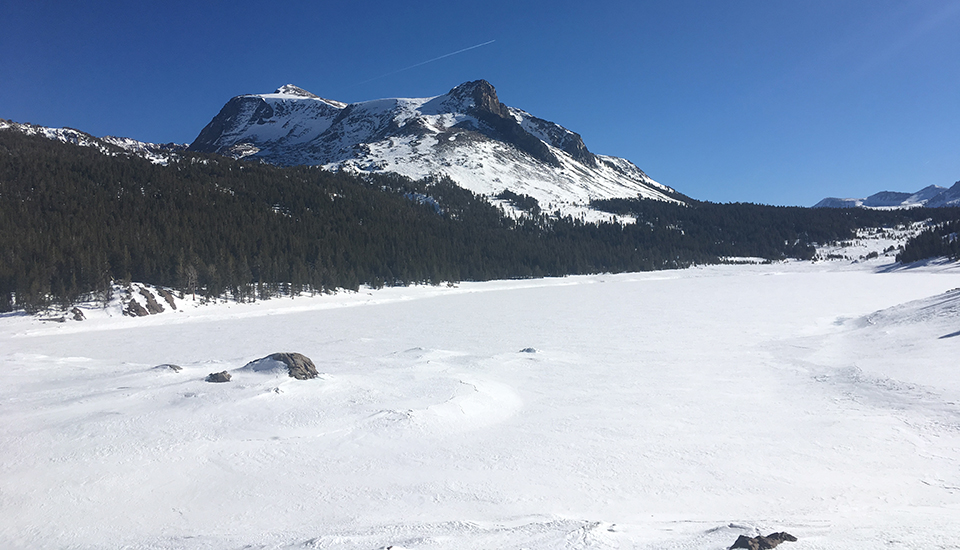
xmin=814 ymin=182 xmax=960 ymax=209
xmin=188 ymin=80 xmax=681 ymax=220
xmin=0 ymin=119 xmax=187 ymax=164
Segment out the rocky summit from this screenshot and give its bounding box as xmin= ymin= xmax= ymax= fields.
xmin=189 ymin=80 xmax=681 ymax=220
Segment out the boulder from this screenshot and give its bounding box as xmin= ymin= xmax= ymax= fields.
xmin=205 ymin=371 xmax=231 ymax=383
xmin=731 ymin=532 xmax=797 ymax=550
xmin=244 ymin=352 xmax=318 ymax=380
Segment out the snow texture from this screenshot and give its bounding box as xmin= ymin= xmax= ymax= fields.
xmin=3 ymin=257 xmax=960 ymax=549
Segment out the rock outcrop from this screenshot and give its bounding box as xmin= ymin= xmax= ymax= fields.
xmin=124 ymin=299 xmax=149 ymax=317
xmin=243 ymin=352 xmax=318 ymax=380
xmin=157 ymin=288 xmax=177 ymax=310
xmin=139 ymin=288 xmax=164 ymax=314
xmin=730 ymin=532 xmax=797 ymax=550
xmin=205 ymin=371 xmax=231 ymax=383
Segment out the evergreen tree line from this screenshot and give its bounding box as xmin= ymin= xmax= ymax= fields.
xmin=896 ymin=219 xmax=960 ymax=263
xmin=591 ymin=197 xmax=960 ymax=261
xmin=3 ymin=128 xmax=958 ymax=312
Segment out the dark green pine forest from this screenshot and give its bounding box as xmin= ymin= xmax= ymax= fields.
xmin=2 ymin=128 xmax=959 ymax=313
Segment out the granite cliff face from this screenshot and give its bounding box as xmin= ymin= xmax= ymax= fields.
xmin=189 ymin=80 xmax=680 ymax=220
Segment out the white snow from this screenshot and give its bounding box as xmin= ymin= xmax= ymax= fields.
xmin=3 ymin=258 xmax=960 ymax=549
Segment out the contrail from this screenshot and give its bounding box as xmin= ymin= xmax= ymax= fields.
xmin=351 ymin=40 xmax=496 ymax=87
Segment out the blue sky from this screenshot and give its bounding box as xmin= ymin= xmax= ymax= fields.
xmin=2 ymin=0 xmax=959 ymax=206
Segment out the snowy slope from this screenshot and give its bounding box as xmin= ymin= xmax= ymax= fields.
xmin=190 ymin=81 xmax=680 ymax=221
xmin=3 ymin=260 xmax=960 ymax=549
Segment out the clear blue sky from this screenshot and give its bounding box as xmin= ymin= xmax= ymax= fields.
xmin=3 ymin=0 xmax=959 ymax=206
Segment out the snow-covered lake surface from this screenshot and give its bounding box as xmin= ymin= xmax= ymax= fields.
xmin=2 ymin=260 xmax=960 ymax=549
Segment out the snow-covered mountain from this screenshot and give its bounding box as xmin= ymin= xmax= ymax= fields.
xmin=0 ymin=119 xmax=187 ymax=164
xmin=814 ymin=182 xmax=960 ymax=208
xmin=189 ymin=81 xmax=682 ymax=220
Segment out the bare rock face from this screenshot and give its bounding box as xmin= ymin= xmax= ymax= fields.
xmin=731 ymin=532 xmax=797 ymax=550
xmin=157 ymin=288 xmax=177 ymax=310
xmin=244 ymin=352 xmax=318 ymax=380
xmin=206 ymin=371 xmax=231 ymax=383
xmin=124 ymin=299 xmax=149 ymax=317
xmin=139 ymin=288 xmax=165 ymax=314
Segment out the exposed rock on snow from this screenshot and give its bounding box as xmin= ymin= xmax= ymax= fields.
xmin=205 ymin=371 xmax=231 ymax=383
xmin=157 ymin=288 xmax=177 ymax=310
xmin=69 ymin=307 xmax=85 ymax=321
xmin=154 ymin=364 xmax=182 ymax=372
xmin=243 ymin=352 xmax=318 ymax=380
xmin=730 ymin=532 xmax=797 ymax=550
xmin=138 ymin=288 xmax=164 ymax=314
xmin=123 ymin=299 xmax=149 ymax=317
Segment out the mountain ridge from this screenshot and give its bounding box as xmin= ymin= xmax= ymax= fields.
xmin=188 ymin=80 xmax=680 ymax=221
xmin=814 ymin=182 xmax=960 ymax=209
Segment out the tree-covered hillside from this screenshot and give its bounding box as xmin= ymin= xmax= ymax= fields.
xmin=897 ymin=220 xmax=960 ymax=263
xmin=3 ymin=128 xmax=959 ymax=312
xmin=591 ymin=197 xmax=960 ymax=261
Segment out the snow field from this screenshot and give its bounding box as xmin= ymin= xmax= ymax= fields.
xmin=2 ymin=261 xmax=960 ymax=549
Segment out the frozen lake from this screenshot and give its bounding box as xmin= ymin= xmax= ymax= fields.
xmin=2 ymin=260 xmax=959 ymax=549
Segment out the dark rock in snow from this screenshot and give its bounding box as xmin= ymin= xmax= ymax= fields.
xmin=244 ymin=352 xmax=319 ymax=380
xmin=157 ymin=288 xmax=177 ymax=310
xmin=206 ymin=371 xmax=231 ymax=383
xmin=155 ymin=364 xmax=182 ymax=372
xmin=70 ymin=307 xmax=85 ymax=321
xmin=730 ymin=532 xmax=797 ymax=550
xmin=124 ymin=299 xmax=149 ymax=317
xmin=520 ymin=347 xmax=538 ymax=353
xmin=139 ymin=288 xmax=164 ymax=314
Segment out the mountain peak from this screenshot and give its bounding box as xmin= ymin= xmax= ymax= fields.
xmin=189 ymin=81 xmax=679 ymax=220
xmin=447 ymin=80 xmax=506 ymax=117
xmin=274 ymin=84 xmax=320 ymax=98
